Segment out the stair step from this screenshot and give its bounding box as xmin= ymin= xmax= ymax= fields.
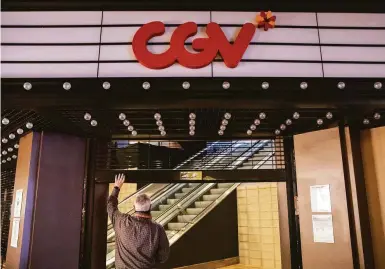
xmin=182 ymin=187 xmax=194 ymax=193
xmin=168 ymin=222 xmax=187 ymax=230
xmin=202 ymin=194 xmax=221 ymax=201
xmin=167 ymin=199 xmax=178 ymax=205
xmin=159 ymin=204 xmax=172 ymax=211
xmin=174 ymin=193 xmax=186 ymax=199
xmin=188 ymin=183 xmax=200 ymax=187
xmin=217 ymin=183 xmax=234 ymax=188
xmin=195 ymin=201 xmax=212 ymax=208
xmin=210 ymin=188 xmax=227 ymax=195
xmin=166 ymin=230 xmax=178 ymax=238
xmin=177 ymin=215 xmax=197 ymax=222
xmin=186 ymin=208 xmax=204 ymax=215
xmin=151 ymin=211 xmax=163 ymax=218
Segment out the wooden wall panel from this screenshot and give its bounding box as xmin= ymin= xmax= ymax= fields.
xmin=294 ymin=128 xmax=354 ymax=269
xmin=361 ymin=126 xmax=385 ymax=269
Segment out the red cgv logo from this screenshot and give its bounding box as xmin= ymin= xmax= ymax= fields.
xmin=132 ymin=21 xmax=256 ymax=69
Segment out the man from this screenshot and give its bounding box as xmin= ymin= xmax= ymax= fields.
xmin=107 ymin=174 xmax=170 ymax=269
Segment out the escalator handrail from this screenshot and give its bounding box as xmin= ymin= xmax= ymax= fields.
xmin=192 ymin=141 xmax=237 ymax=169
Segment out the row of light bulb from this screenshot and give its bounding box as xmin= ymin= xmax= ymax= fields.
xmin=1 ymin=121 xmax=34 ymax=144
xmin=218 ymin=113 xmax=232 ymax=136
xmin=363 ymin=113 xmax=382 ymax=125
xmin=118 ymin=113 xmax=137 ymax=136
xmin=83 ymin=113 xmax=98 ymax=127
xmin=21 ymin=81 xmax=382 ymax=92
xmin=154 ymin=113 xmax=166 ymax=136
xmin=246 ymin=112 xmax=267 ymax=136
xmin=1 ymin=143 xmax=19 ymax=163
xmin=189 ymin=113 xmax=196 ymax=136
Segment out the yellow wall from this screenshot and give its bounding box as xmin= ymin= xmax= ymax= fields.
xmin=108 ymin=183 xmax=137 ymax=213
xmin=361 ymin=126 xmax=385 ymax=269
xmin=237 ymin=183 xmax=282 ymax=269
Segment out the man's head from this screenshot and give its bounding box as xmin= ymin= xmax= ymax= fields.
xmin=134 ymin=194 xmax=151 ymax=213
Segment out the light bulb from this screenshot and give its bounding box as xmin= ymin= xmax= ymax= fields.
xmin=17 ymin=128 xmax=24 ymax=135
xmin=247 ymin=130 xmax=252 ymax=136
xmin=275 ymin=129 xmax=281 ymax=135
xmin=222 ymin=81 xmax=230 ymax=89
xmin=26 ymin=122 xmax=33 ymax=129
xmin=189 ymin=113 xmax=196 ymax=120
xmin=158 ymin=126 xmax=165 ymax=131
xmin=123 ymin=120 xmax=130 ymax=126
xmin=14 ymin=144 xmax=19 ymax=149
xmin=250 ymin=124 xmax=256 ymax=131
xmin=189 ymin=130 xmax=195 ymax=136
xmin=182 ymin=82 xmax=190 ymax=89
xmin=259 ymin=113 xmax=266 ymax=120
xmin=261 ymin=82 xmax=269 ymax=89
xmin=222 ymin=119 xmax=228 ymax=126
xmin=317 ymin=119 xmax=323 ymax=125
xmin=131 ymin=130 xmax=137 ymax=136
xmin=103 ymin=81 xmax=111 ymax=90
xmin=24 ymin=82 xmax=32 ymax=91
xmin=63 ymin=82 xmax=71 ymax=90
xmin=154 ymin=113 xmax=161 ymax=120
xmin=293 ymin=112 xmax=300 ymax=119
xmin=189 ymin=120 xmax=195 ymax=126
xmin=142 ymin=82 xmax=150 ymax=90
xmin=84 ymin=113 xmax=92 ymax=121
xmin=337 ymin=82 xmax=345 ymax=89
xmin=326 ymin=112 xmax=333 ymax=119
xmin=90 ymin=120 xmax=97 ymax=126
xmin=12 ymin=155 xmax=17 ymax=159
xmin=300 ymin=82 xmax=308 ymax=90
xmin=156 ymin=120 xmax=163 ymax=126
xmin=189 ymin=125 xmax=195 ymax=131
xmin=2 ymin=118 xmax=9 ymax=125
xmin=8 ymin=148 xmax=13 ymax=152
xmin=374 ymin=113 xmax=381 ymax=120
xmin=286 ymin=119 xmax=292 ymax=125
xmin=9 ymin=133 xmax=15 ymax=140
xmin=220 ymin=125 xmax=226 ymax=131
xmin=280 ymin=124 xmax=286 ymax=130
xmin=2 ymin=138 xmax=8 ymax=144
xmin=218 ymin=130 xmax=224 ymax=136
xmin=254 ymin=119 xmax=261 ymax=125
xmin=127 ymin=126 xmax=134 ymax=131
xmin=119 ymin=113 xmax=126 ymax=121
xmin=363 ymin=118 xmax=370 ymax=125
xmin=224 ymin=113 xmax=231 ymax=120
xmin=374 ymin=82 xmax=382 ymax=90
xmin=160 ymin=131 xmax=166 ymax=136
xmin=2 ymin=151 xmax=7 ymax=155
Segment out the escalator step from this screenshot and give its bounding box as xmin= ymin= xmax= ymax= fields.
xmin=186 ymin=208 xmax=204 ymax=215
xmin=167 ymin=199 xmax=178 ymax=205
xmin=168 ymin=222 xmax=188 ymax=230
xmin=202 ymin=194 xmax=221 ymax=201
xmin=151 ymin=211 xmax=163 ymax=217
xmin=159 ymin=204 xmax=172 ymax=211
xmin=175 ymin=193 xmax=186 ymax=199
xmin=182 ymin=187 xmax=194 ymax=193
xmin=210 ymin=188 xmax=227 ymax=195
xmin=217 ymin=183 xmax=234 ymax=188
xmin=188 ymin=183 xmax=200 ymax=187
xmin=195 ymin=201 xmax=212 ymax=208
xmin=177 ymin=215 xmax=197 ymax=222
xmin=166 ymin=230 xmax=178 ymax=238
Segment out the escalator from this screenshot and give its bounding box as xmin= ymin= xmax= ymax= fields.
xmin=106 ymin=140 xmax=274 ymax=268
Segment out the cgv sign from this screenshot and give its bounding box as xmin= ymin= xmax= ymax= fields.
xmin=132 ymin=21 xmax=256 ymax=69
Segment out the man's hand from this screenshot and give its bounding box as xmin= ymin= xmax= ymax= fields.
xmin=114 ymin=173 xmax=125 ymax=189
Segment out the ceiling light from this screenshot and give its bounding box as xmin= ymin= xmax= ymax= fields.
xmin=160 ymin=131 xmax=166 ymax=136
xmin=261 ymin=82 xmax=269 ymax=90
xmin=326 ymin=112 xmax=333 ymax=119
xmin=158 ymin=126 xmax=165 ymax=131
xmin=247 ymin=130 xmax=252 ymax=136
xmin=84 ymin=113 xmax=92 ymax=121
xmin=63 ymin=82 xmax=71 ymax=90
xmin=7 ymin=148 xmax=13 ymax=152
xmin=2 ymin=151 xmax=7 ymax=155
xmin=286 ymin=119 xmax=292 ymax=125
xmin=7 ymin=157 xmax=11 ymax=162
xmin=2 ymin=118 xmax=9 ymax=125
xmin=218 ymin=130 xmax=224 ymax=136
xmin=374 ymin=82 xmax=382 ymax=90
xmin=222 ymin=119 xmax=228 ymax=126
xmin=26 ymin=122 xmax=33 ymax=129
xmin=154 ymin=113 xmax=161 ymax=120
xmin=317 ymin=119 xmax=323 ymax=125
xmin=224 ymin=113 xmax=231 ymax=120
xmin=142 ymin=82 xmax=150 ymax=90
xmin=220 ymin=125 xmax=226 ymax=131
xmin=189 ymin=113 xmax=196 ymax=120
xmin=222 ymin=81 xmax=230 ymax=89
xmin=156 ymin=120 xmax=163 ymax=126
xmin=90 ymin=120 xmax=97 ymax=126
xmin=123 ymin=120 xmax=130 ymax=126
xmin=374 ymin=113 xmax=381 ymax=120
xmin=337 ymin=82 xmax=345 ymax=89
xmin=9 ymin=133 xmax=15 ymax=140
xmin=24 ymin=82 xmax=32 ymax=91
xmin=14 ymin=144 xmax=19 ymax=149
xmin=17 ymin=128 xmax=24 ymax=135
xmin=103 ymin=81 xmax=111 ymax=90
xmin=363 ymin=118 xmax=370 ymax=125
xmin=131 ymin=130 xmax=138 ymax=136
xmin=2 ymin=138 xmax=8 ymax=144
xmin=1 ymin=160 xmax=5 ymax=164
xmin=189 ymin=120 xmax=195 ymax=126
xmin=259 ymin=113 xmax=266 ymax=120
xmin=300 ymin=82 xmax=308 ymax=90
xmin=250 ymin=124 xmax=256 ymax=131
xmin=293 ymin=112 xmax=300 ymax=119
xmin=182 ymin=81 xmax=190 ymax=89
xmin=189 ymin=130 xmax=195 ymax=136
xmin=118 ymin=113 xmax=126 ymax=121
xmin=280 ymin=124 xmax=286 ymax=130
xmin=12 ymin=155 xmax=17 ymax=159
xmin=254 ymin=119 xmax=261 ymax=125
xmin=275 ymin=129 xmax=281 ymax=135
xmin=189 ymin=126 xmax=195 ymax=131
xmin=127 ymin=126 xmax=134 ymax=131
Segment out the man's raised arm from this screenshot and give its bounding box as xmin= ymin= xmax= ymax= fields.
xmin=107 ymin=173 xmax=125 ymax=225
